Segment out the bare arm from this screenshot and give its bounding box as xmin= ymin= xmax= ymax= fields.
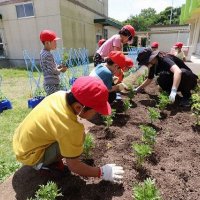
xmin=137 ymin=78 xmax=153 ymax=90
xmin=170 ymin=64 xmax=182 ymax=90
xmin=64 ymin=157 xmax=100 ymax=177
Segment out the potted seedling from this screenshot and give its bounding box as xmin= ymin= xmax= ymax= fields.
xmin=83 ymin=132 xmax=95 ymax=165
xmin=123 ymin=98 xmax=132 ymax=114
xmin=191 ymin=94 xmax=200 ymax=126
xmin=132 ymin=143 xmax=152 ymax=169
xmin=0 ymin=76 xmax=12 ymax=113
xmin=102 ymin=109 xmax=116 ymax=128
xmin=28 ymin=181 xmax=62 ymax=200
xmin=28 ymin=88 xmax=46 ymax=109
xmin=139 ymin=125 xmax=157 ymax=147
xmin=147 ymin=107 xmax=161 ymax=124
xmin=132 ymin=178 xmax=162 ymax=200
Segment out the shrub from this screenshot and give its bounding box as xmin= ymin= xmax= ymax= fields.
xmin=28 ymin=181 xmax=62 ymax=200
xmin=147 ymin=107 xmax=161 ymax=124
xmin=132 ymin=178 xmax=161 ymax=200
xmin=83 ymin=133 xmax=95 ymax=159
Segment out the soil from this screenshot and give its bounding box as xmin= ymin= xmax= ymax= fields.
xmin=9 ymin=81 xmax=200 ymax=200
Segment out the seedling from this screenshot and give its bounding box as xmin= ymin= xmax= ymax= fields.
xmin=124 ymin=98 xmax=132 ymax=114
xmin=147 ymin=107 xmax=161 ymax=124
xmin=133 ymin=178 xmax=161 ymax=200
xmin=136 ymin=75 xmax=144 ymax=86
xmin=102 ymin=109 xmax=116 ymax=128
xmin=127 ymin=84 xmax=136 ymax=99
xmin=191 ymin=94 xmax=200 ymax=125
xmin=83 ymin=133 xmax=95 ymax=159
xmin=28 ymin=181 xmax=62 ymax=200
xmin=62 ymin=51 xmax=69 ymax=66
xmin=132 ymin=143 xmax=152 ymax=168
xmin=33 ymin=88 xmax=46 ymax=98
xmin=139 ymin=125 xmax=157 ymax=147
xmin=156 ymin=92 xmax=170 ymax=111
xmin=136 ymin=70 xmax=147 ymax=86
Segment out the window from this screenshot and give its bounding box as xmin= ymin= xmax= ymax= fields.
xmin=96 ymin=35 xmax=102 ymax=43
xmin=103 ymin=29 xmax=108 ymax=39
xmin=16 ymin=3 xmax=34 ymax=18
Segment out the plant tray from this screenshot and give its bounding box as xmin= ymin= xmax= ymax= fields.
xmin=28 ymin=96 xmax=45 ymax=109
xmin=0 ymin=99 xmax=12 ymax=113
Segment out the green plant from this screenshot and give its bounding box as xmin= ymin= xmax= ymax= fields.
xmin=124 ymin=98 xmax=132 ymax=114
xmin=133 ymin=178 xmax=162 ymax=200
xmin=147 ymin=107 xmax=161 ymax=124
xmin=33 ymin=88 xmax=46 ymax=98
xmin=102 ymin=109 xmax=116 ymax=128
xmin=136 ymin=70 xmax=147 ymax=86
xmin=127 ymin=84 xmax=136 ymax=99
xmin=156 ymin=92 xmax=170 ymax=111
xmin=0 ymin=160 xmax=20 ymax=182
xmin=132 ymin=143 xmax=152 ymax=168
xmin=28 ymin=181 xmax=62 ymax=200
xmin=62 ymin=51 xmax=69 ymax=66
xmin=83 ymin=133 xmax=95 ymax=159
xmin=191 ymin=94 xmax=200 ymax=125
xmin=139 ymin=125 xmax=157 ymax=146
xmin=0 ymin=91 xmax=6 ymax=101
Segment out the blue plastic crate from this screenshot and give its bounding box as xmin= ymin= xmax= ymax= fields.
xmin=28 ymin=96 xmax=45 ymax=109
xmin=0 ymin=99 xmax=12 ymax=113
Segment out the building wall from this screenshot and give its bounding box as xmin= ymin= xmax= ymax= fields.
xmin=0 ymin=0 xmax=62 ymax=65
xmin=149 ymin=25 xmax=190 ymax=57
xmin=0 ymin=0 xmax=110 ymax=66
xmin=60 ymin=0 xmax=109 ymax=56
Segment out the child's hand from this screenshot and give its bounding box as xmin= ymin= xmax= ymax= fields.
xmin=58 ymin=65 xmax=67 ymax=72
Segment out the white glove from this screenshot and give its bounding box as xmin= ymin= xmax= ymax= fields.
xmin=100 ymin=164 xmax=124 ymax=183
xmin=169 ymin=87 xmax=177 ymax=103
xmin=118 ymin=83 xmax=129 ymax=93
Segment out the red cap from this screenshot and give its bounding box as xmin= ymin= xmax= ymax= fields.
xmin=122 ymin=25 xmax=135 ymax=37
xmin=174 ymin=42 xmax=183 ymax=48
xmin=71 ymin=76 xmax=111 ymax=115
xmin=98 ymin=39 xmax=106 ymax=47
xmin=40 ymin=30 xmax=61 ymax=42
xmin=108 ymin=51 xmax=126 ymax=68
xmin=125 ymin=57 xmax=134 ymax=68
xmin=151 ymin=42 xmax=159 ymax=48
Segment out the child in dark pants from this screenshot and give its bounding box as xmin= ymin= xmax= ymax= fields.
xmin=136 ymin=48 xmax=198 ymax=106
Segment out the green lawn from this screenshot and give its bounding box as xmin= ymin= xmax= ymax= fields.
xmin=0 ymin=68 xmax=31 ymax=182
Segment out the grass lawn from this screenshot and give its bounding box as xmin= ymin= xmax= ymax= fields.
xmin=0 ymin=65 xmax=94 ymax=182
xmin=0 ymin=68 xmax=31 ymax=182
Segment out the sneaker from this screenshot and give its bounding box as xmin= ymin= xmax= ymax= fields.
xmin=179 ymin=98 xmax=190 ymax=107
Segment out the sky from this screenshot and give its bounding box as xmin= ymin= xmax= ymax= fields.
xmin=108 ymin=0 xmax=186 ymax=22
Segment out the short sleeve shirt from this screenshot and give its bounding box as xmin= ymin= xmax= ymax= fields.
xmin=96 ymin=34 xmax=122 ymax=58
xmin=13 ymin=91 xmax=84 ymax=165
xmin=148 ymin=54 xmax=191 ymax=79
xmin=89 ymin=64 xmax=113 ymax=90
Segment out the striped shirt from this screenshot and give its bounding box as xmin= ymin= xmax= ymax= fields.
xmin=40 ymin=49 xmax=60 ymax=85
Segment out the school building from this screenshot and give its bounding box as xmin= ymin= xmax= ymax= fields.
xmin=0 ymin=0 xmax=121 ymax=66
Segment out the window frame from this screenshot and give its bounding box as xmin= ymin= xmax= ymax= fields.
xmin=15 ymin=2 xmax=35 ymax=19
